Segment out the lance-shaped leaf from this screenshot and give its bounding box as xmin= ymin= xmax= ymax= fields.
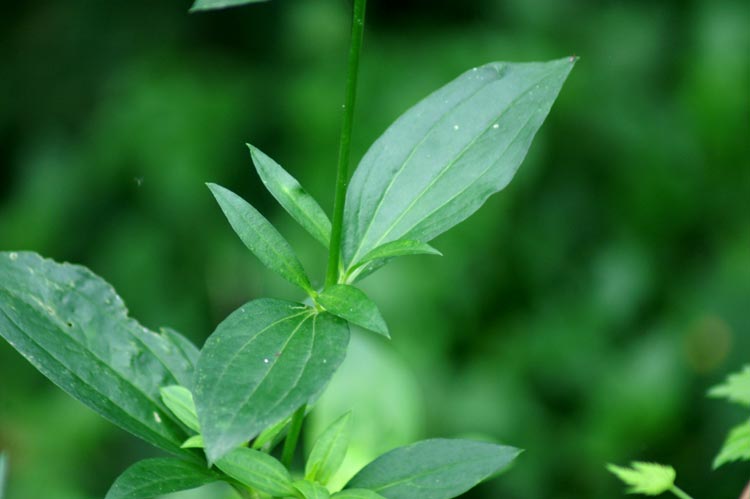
xmin=333 ymin=491 xmax=386 ymax=499
xmin=713 ymin=419 xmax=750 ymax=469
xmin=161 ymin=386 xmax=200 ymax=433
xmin=353 ymin=240 xmax=441 ymax=270
xmin=343 ymin=58 xmax=576 ymax=270
xmin=346 ymin=439 xmax=520 ymax=499
xmin=181 ymin=435 xmax=204 ymax=449
xmin=250 ymin=144 xmax=332 ymax=248
xmin=207 ymin=183 xmax=314 ymax=294
xmin=105 ymin=458 xmax=219 ymax=499
xmin=191 ymin=0 xmax=268 ymax=12
xmin=305 ymin=412 xmax=352 ymax=484
xmin=317 ymin=285 xmax=388 ymax=338
xmin=195 ymin=298 xmax=349 ymax=463
xmin=216 ymin=448 xmax=295 ymax=497
xmin=0 ymin=252 xmax=199 ymax=455
xmin=294 ymin=480 xmax=332 ymax=499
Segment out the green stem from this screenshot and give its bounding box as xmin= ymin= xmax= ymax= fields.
xmin=325 ymin=0 xmax=367 ymax=287
xmin=670 ymin=485 xmax=695 ymax=499
xmin=281 ymin=404 xmax=306 ymax=468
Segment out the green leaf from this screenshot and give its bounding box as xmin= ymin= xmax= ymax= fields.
xmin=713 ymin=419 xmax=750 ymax=469
xmin=216 ymin=448 xmax=295 ymax=497
xmin=606 ymin=462 xmax=676 ymax=495
xmin=709 ymin=365 xmax=750 ymax=407
xmin=194 ymin=298 xmax=349 ymax=463
xmin=345 ymin=438 xmax=521 ymax=499
xmin=332 ymin=490 xmax=386 ymax=499
xmin=190 ymin=0 xmax=268 ymax=12
xmin=207 ymin=183 xmax=314 ymax=294
xmin=294 ymin=480 xmax=332 ymax=499
xmin=342 ymin=58 xmax=576 ymax=271
xmin=305 ymin=412 xmax=352 ymax=484
xmin=161 ymin=386 xmax=200 ymax=433
xmin=0 ymin=452 xmax=7 ymax=499
xmin=250 ymin=144 xmax=332 ymax=248
xmin=160 ymin=327 xmax=200 ymax=389
xmin=351 ymin=240 xmax=441 ymax=271
xmin=105 ymin=458 xmax=219 ymax=499
xmin=181 ymin=435 xmax=204 ymax=449
xmin=0 ymin=252 xmax=198 ymax=455
xmin=316 ymin=285 xmax=388 ymax=338
xmin=252 ymin=415 xmax=291 ymax=451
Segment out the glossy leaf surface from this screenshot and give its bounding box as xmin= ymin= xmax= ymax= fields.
xmin=161 ymin=386 xmax=200 ymax=433
xmin=305 ymin=412 xmax=352 ymax=484
xmin=208 ymin=183 xmax=314 ymax=294
xmin=250 ymin=144 xmax=332 ymax=248
xmin=195 ymin=298 xmax=349 ymax=462
xmin=346 ymin=439 xmax=520 ymax=499
xmin=294 ymin=480 xmax=332 ymax=499
xmin=105 ymin=458 xmax=219 ymax=499
xmin=0 ymin=252 xmax=197 ymax=454
xmin=317 ymin=285 xmax=388 ymax=337
xmin=216 ymin=448 xmax=295 ymax=497
xmin=343 ymin=58 xmax=576 ymax=269
xmin=352 ymin=240 xmax=441 ymax=271
xmin=191 ymin=0 xmax=267 ymax=12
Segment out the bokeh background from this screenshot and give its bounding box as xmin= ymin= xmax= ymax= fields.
xmin=1 ymin=0 xmax=748 ymax=498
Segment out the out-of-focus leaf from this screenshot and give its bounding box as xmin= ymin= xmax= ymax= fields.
xmin=346 ymin=439 xmax=521 ymax=499
xmin=105 ymin=458 xmax=219 ymax=499
xmin=343 ymin=58 xmax=576 ymax=272
xmin=709 ymin=366 xmax=750 ymax=407
xmin=294 ymin=480 xmax=331 ymax=499
xmin=332 ymin=490 xmax=386 ymax=499
xmin=250 ymin=144 xmax=332 ymax=248
xmin=181 ymin=435 xmax=204 ymax=449
xmin=305 ymin=412 xmax=352 ymax=484
xmin=160 ymin=386 xmax=200 ymax=433
xmin=216 ymin=448 xmax=295 ymax=498
xmin=713 ymin=419 xmax=750 ymax=469
xmin=207 ymin=183 xmax=314 ymax=294
xmin=190 ymin=0 xmax=268 ymax=12
xmin=194 ymin=298 xmax=349 ymax=463
xmin=0 ymin=452 xmax=7 ymax=499
xmin=606 ymin=462 xmax=676 ymax=495
xmin=252 ymin=415 xmax=291 ymax=451
xmin=317 ymin=285 xmax=389 ymax=338
xmin=0 ymin=252 xmax=196 ymax=454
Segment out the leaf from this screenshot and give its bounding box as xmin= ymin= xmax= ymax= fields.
xmin=0 ymin=252 xmax=197 ymax=454
xmin=306 ymin=412 xmax=352 ymax=484
xmin=332 ymin=490 xmax=386 ymax=499
xmin=160 ymin=327 xmax=201 ymax=389
xmin=105 ymin=458 xmax=219 ymax=499
xmin=709 ymin=366 xmax=750 ymax=407
xmin=252 ymin=415 xmax=291 ymax=451
xmin=342 ymin=58 xmax=576 ymax=271
xmin=0 ymin=452 xmax=7 ymax=499
xmin=216 ymin=448 xmax=295 ymax=498
xmin=181 ymin=435 xmax=204 ymax=449
xmin=606 ymin=462 xmax=676 ymax=495
xmin=207 ymin=183 xmax=314 ymax=294
xmin=190 ymin=0 xmax=268 ymax=12
xmin=713 ymin=419 xmax=750 ymax=469
xmin=194 ymin=298 xmax=349 ymax=463
xmin=294 ymin=480 xmax=332 ymax=499
xmin=161 ymin=386 xmax=200 ymax=433
xmin=351 ymin=240 xmax=441 ymax=272
xmin=250 ymin=144 xmax=332 ymax=248
xmin=345 ymin=438 xmax=521 ymax=499
xmin=316 ymin=285 xmax=388 ymax=338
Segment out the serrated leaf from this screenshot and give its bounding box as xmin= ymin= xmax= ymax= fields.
xmin=207 ymin=183 xmax=314 ymax=294
xmin=343 ymin=58 xmax=576 ymax=272
xmin=190 ymin=0 xmax=268 ymax=12
xmin=105 ymin=458 xmax=219 ymax=499
xmin=317 ymin=285 xmax=388 ymax=338
xmin=332 ymin=490 xmax=386 ymax=499
xmin=709 ymin=366 xmax=750 ymax=407
xmin=0 ymin=252 xmax=198 ymax=455
xmin=181 ymin=435 xmax=204 ymax=449
xmin=346 ymin=439 xmax=520 ymax=499
xmin=250 ymin=144 xmax=332 ymax=248
xmin=306 ymin=412 xmax=352 ymax=484
xmin=216 ymin=448 xmax=295 ymax=497
xmin=194 ymin=298 xmax=349 ymax=463
xmin=294 ymin=480 xmax=331 ymax=499
xmin=714 ymin=419 xmax=750 ymax=469
xmin=351 ymin=240 xmax=441 ymax=271
xmin=161 ymin=386 xmax=200 ymax=433
xmin=606 ymin=462 xmax=676 ymax=495
xmin=0 ymin=452 xmax=7 ymax=499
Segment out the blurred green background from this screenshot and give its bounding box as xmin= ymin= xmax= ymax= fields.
xmin=1 ymin=0 xmax=748 ymax=498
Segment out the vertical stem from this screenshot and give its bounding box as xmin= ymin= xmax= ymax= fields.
xmin=325 ymin=0 xmax=367 ymax=287
xmin=281 ymin=404 xmax=306 ymax=468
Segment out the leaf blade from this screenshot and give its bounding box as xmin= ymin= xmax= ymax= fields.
xmin=190 ymin=0 xmax=268 ymax=12
xmin=333 ymin=490 xmax=386 ymax=499
xmin=606 ymin=462 xmax=676 ymax=495
xmin=709 ymin=366 xmax=750 ymax=407
xmin=294 ymin=480 xmax=332 ymax=499
xmin=316 ymin=285 xmax=388 ymax=338
xmin=713 ymin=419 xmax=750 ymax=469
xmin=216 ymin=448 xmax=295 ymax=497
xmin=305 ymin=412 xmax=352 ymax=484
xmin=160 ymin=386 xmax=200 ymax=433
xmin=105 ymin=458 xmax=219 ymax=499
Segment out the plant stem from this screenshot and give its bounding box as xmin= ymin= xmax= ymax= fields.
xmin=325 ymin=0 xmax=367 ymax=287
xmin=281 ymin=404 xmax=306 ymax=468
xmin=670 ymin=486 xmax=695 ymax=499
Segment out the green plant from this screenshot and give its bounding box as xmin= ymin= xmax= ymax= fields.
xmin=0 ymin=0 xmax=575 ymax=497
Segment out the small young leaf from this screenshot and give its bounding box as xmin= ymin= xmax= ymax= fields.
xmin=252 ymin=415 xmax=291 ymax=451
xmin=0 ymin=452 xmax=7 ymax=499
xmin=194 ymin=299 xmax=349 ymax=463
xmin=332 ymin=490 xmax=386 ymax=499
xmin=190 ymin=0 xmax=268 ymax=12
xmin=713 ymin=419 xmax=750 ymax=469
xmin=294 ymin=480 xmax=332 ymax=499
xmin=345 ymin=438 xmax=520 ymax=499
xmin=105 ymin=458 xmax=219 ymax=499
xmin=305 ymin=412 xmax=352 ymax=484
xmin=207 ymin=183 xmax=314 ymax=294
xmin=160 ymin=386 xmax=200 ymax=433
xmin=216 ymin=448 xmax=296 ymax=498
xmin=709 ymin=366 xmax=750 ymax=407
xmin=606 ymin=462 xmax=676 ymax=495
xmin=351 ymin=240 xmax=441 ymax=272
xmin=316 ymin=285 xmax=389 ymax=338
xmin=181 ymin=435 xmax=204 ymax=449
xmin=250 ymin=144 xmax=332 ymax=248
